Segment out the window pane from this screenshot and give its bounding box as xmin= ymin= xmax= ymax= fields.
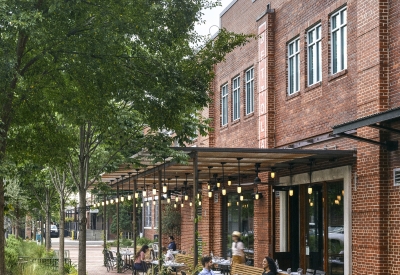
xmin=332 ymin=31 xmax=338 ymax=74
xmin=308 ymin=31 xmax=313 ymax=44
xmin=295 ymin=54 xmax=299 ymax=91
xmin=317 ymin=41 xmax=321 ymax=81
xmin=328 ymin=182 xmax=344 ymax=275
xmin=332 ymin=14 xmax=337 ymax=29
xmin=341 ymin=27 xmax=345 ymax=70
xmin=308 ymin=45 xmax=314 ymax=85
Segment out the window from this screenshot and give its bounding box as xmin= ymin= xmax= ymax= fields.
xmin=144 ymin=200 xmax=152 ymax=228
xmin=245 ymin=68 xmax=254 ymax=114
xmin=221 ymin=84 xmax=228 ymax=126
xmin=331 ymin=7 xmax=347 ymax=74
xmin=232 ymin=76 xmax=240 ymax=121
xmin=154 ymin=200 xmax=159 ymax=228
xmin=288 ymin=38 xmax=300 ymax=95
xmin=307 ymin=24 xmax=322 ymax=86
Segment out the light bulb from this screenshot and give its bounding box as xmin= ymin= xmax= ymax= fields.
xmin=222 ymin=188 xmax=226 ymax=196
xmin=174 ymin=203 xmax=177 ymax=208
xmin=175 ymin=197 xmax=179 ymax=202
xmin=135 ymin=192 xmax=139 ymax=199
xmin=289 ymin=189 xmax=293 ymax=196
xmin=136 ymin=203 xmax=138 ymax=207
xmin=237 ymin=186 xmax=242 ymax=194
xmin=167 ymin=198 xmax=171 ymax=204
xmin=185 ymin=195 xmax=189 ymax=201
xmin=153 ymin=200 xmax=155 ymax=205
xmin=115 ymin=198 xmax=118 ymax=203
xmin=240 ymin=195 xmax=244 ymax=201
xmin=228 ymin=180 xmax=232 ymax=186
xmin=236 ymin=202 xmax=239 ymax=206
xmin=128 ymin=195 xmax=132 ymax=200
xmin=310 ymin=202 xmax=314 ymax=206
xmin=342 ymin=190 xmax=344 ymax=196
xmin=152 ymin=187 xmax=156 ymax=195
xmin=227 ymin=202 xmax=231 ymax=207
xmin=181 ymin=203 xmax=184 ymax=208
xmin=208 ymin=185 xmax=210 ymax=190
xmin=337 ymin=195 xmax=341 ymax=201
xmin=140 ymin=203 xmax=143 ymax=207
xmin=190 ymin=202 xmax=192 ymax=207
xmin=335 ymin=199 xmax=339 ymax=205
xmin=217 ymin=182 xmax=221 ymax=188
xmin=255 ymin=193 xmax=259 ymax=200
xmin=163 ymin=185 xmax=167 ymax=193
xmin=271 ymin=172 xmax=275 ymax=178
xmin=208 ymin=191 xmax=212 ymax=198
xmin=106 ymin=201 xmax=109 ymax=205
xmin=102 ymin=202 xmax=105 ymax=206
xmin=197 ymin=193 xmax=200 ymax=199
xmin=146 ymin=201 xmax=149 ymax=206
xmin=198 ymin=201 xmax=202 ymax=206
xmin=143 ymin=191 xmax=147 ymax=197
xmin=308 ymin=187 xmax=312 ymax=194
xmin=120 ymin=197 xmax=124 ymax=202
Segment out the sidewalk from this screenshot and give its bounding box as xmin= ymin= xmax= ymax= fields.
xmin=52 ymin=238 xmax=119 ymax=275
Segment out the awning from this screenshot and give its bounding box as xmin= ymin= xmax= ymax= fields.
xmin=332 ymin=107 xmax=400 ymax=151
xmin=101 ymin=147 xmax=355 ymax=188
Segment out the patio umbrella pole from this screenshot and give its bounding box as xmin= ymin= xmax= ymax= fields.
xmin=192 ymin=152 xmax=199 ymax=267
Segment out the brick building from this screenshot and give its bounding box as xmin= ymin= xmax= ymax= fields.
xmin=101 ymin=0 xmax=400 ymax=274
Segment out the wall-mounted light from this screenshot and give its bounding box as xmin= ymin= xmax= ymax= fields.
xmin=270 ymin=167 xmax=276 ymax=179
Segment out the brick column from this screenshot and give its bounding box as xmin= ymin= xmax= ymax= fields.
xmin=354 ymin=0 xmax=390 ymax=274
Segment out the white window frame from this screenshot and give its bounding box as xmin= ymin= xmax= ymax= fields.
xmin=288 ymin=38 xmax=300 ymax=95
xmin=245 ymin=68 xmax=254 ymax=115
xmin=232 ymin=76 xmax=240 ymax=121
xmin=144 ymin=200 xmax=152 ymax=228
xmin=307 ymin=24 xmax=322 ymax=86
xmin=331 ymin=7 xmax=347 ymax=74
xmin=221 ymin=84 xmax=228 ymax=126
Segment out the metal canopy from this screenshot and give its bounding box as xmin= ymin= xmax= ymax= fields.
xmin=100 ymin=147 xmax=355 ymax=189
xmin=332 ymin=107 xmax=400 ymax=151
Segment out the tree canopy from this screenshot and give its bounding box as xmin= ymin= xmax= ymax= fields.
xmin=0 ymin=0 xmax=252 ymax=274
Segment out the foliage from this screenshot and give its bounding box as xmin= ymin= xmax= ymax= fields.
xmin=162 ymin=204 xmax=181 ymax=237
xmin=109 ymin=238 xmax=133 ymax=247
xmin=137 ymin=236 xmax=153 ymax=246
xmin=109 ymin=200 xmax=134 ymax=234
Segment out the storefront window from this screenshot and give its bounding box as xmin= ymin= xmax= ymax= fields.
xmin=327 ymin=182 xmax=344 ymax=275
xmin=225 ymin=192 xmax=254 ymax=258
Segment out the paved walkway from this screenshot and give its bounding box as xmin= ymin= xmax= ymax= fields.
xmin=52 ymin=238 xmax=120 ymax=275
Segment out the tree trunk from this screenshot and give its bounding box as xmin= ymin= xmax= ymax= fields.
xmin=46 ymin=204 xmax=51 ymax=251
xmin=0 ymin=178 xmax=5 ymax=275
xmin=78 ymin=189 xmax=87 ymax=275
xmin=14 ymin=204 xmax=19 ymax=238
xmin=59 ymin=196 xmax=65 ymax=274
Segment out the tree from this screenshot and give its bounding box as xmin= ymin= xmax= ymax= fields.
xmin=0 ymin=1 xmax=251 ymax=274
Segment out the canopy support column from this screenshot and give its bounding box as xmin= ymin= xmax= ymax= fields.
xmin=192 ymin=152 xmax=199 ymax=267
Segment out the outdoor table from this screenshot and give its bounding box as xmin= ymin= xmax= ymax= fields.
xmin=212 ymin=258 xmax=231 ymax=275
xmin=113 ymin=250 xmax=133 ymax=271
xmin=151 ymin=260 xmax=185 ymax=268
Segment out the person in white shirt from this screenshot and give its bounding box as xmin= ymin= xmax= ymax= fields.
xmin=198 ymin=256 xmax=216 ymax=275
xmin=162 ymin=246 xmax=175 ymax=262
xmin=231 ymin=231 xmax=245 ymax=264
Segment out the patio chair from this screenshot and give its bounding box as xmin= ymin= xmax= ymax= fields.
xmin=306 ymin=269 xmax=315 ymax=275
xmin=297 ymin=268 xmax=303 ymax=275
xmin=132 ymin=261 xmax=148 ymax=275
xmin=152 ymin=243 xmax=159 ymax=259
xmin=315 ymin=270 xmax=326 ymax=275
xmin=106 ymin=251 xmax=116 ymax=272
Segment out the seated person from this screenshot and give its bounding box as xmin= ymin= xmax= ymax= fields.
xmin=199 ymin=256 xmax=216 ymax=275
xmin=262 ymin=257 xmax=277 ymax=275
xmin=133 ymin=245 xmax=150 ymax=271
xmin=168 ymin=236 xmax=177 ymax=251
xmin=162 ymin=246 xmax=175 ymax=261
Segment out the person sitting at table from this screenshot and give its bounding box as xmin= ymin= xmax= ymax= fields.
xmin=162 ymin=246 xmax=175 ymax=261
xmin=231 ymin=231 xmax=245 ymax=264
xmin=133 ymin=245 xmax=150 ymax=272
xmin=262 ymin=256 xmax=277 ymax=275
xmin=168 ymin=236 xmax=177 ymax=251
xmin=199 ymin=255 xmax=216 ymax=275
